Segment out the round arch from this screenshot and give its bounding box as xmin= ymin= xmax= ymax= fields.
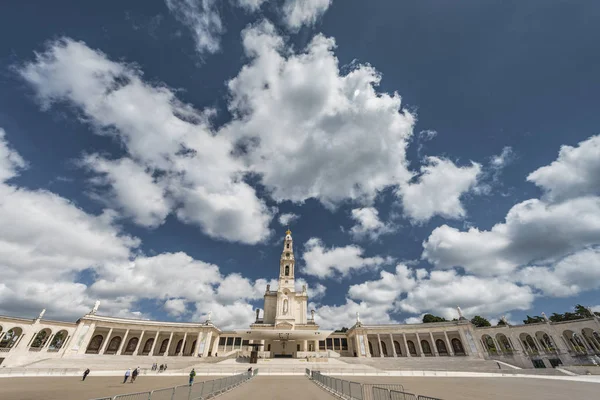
xmin=106 ymin=336 xmax=122 ymax=354
xmin=49 ymin=330 xmax=68 ymax=350
xmin=495 ymin=333 xmax=511 ymax=352
xmin=406 ymin=340 xmax=417 ymax=356
xmin=368 ymin=341 xmax=374 ymax=356
xmin=380 ymin=341 xmax=388 ymax=356
xmin=393 ymin=340 xmax=401 ymax=356
xmin=451 ymin=338 xmax=464 ymax=355
xmin=420 ymin=339 xmax=432 ymax=355
xmin=86 ymin=334 xmax=104 ymax=354
xmin=481 ymin=334 xmax=496 ymax=353
xmin=143 ymin=338 xmax=155 ymax=355
xmin=582 ymin=328 xmax=600 ymax=352
xmin=0 ymin=327 xmax=23 ymax=349
xmin=175 ymin=339 xmax=183 ymax=354
xmin=159 ymin=338 xmax=169 ymax=355
xmin=436 ymin=339 xmax=448 ymax=355
xmin=31 ymin=328 xmax=53 ymax=348
xmin=519 ymin=333 xmax=538 ymax=354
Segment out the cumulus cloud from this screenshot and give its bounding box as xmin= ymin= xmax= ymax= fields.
xmin=0 ymin=128 xmax=27 ymax=182
xmin=282 ymin=0 xmax=332 ymax=30
xmin=278 ymin=212 xmax=299 ymax=226
xmin=399 ymin=157 xmax=481 ymax=223
xmin=527 ymin=135 xmax=600 ymax=201
xmin=19 ymin=38 xmax=272 ymax=244
xmin=222 ymin=21 xmax=415 ymax=207
xmin=516 ymin=247 xmax=600 ymax=297
xmin=164 ymin=298 xmax=188 ymax=317
xmin=349 ymin=207 xmax=394 ymax=240
xmin=165 ymin=0 xmax=223 ymax=55
xmin=237 ymin=0 xmax=268 ymax=11
xmin=81 ymin=155 xmax=171 ymax=228
xmin=302 ymin=237 xmax=393 ymax=278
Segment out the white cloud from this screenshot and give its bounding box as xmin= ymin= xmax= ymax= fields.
xmin=313 ymin=299 xmax=397 ymax=330
xmin=81 ymin=155 xmax=171 ymax=228
xmin=398 ymin=157 xmax=481 ymax=223
xmin=165 ymin=0 xmax=223 ymax=55
xmin=302 ymin=237 xmax=392 ymax=278
xmin=349 ymin=207 xmax=394 ymax=240
xmin=164 ymin=298 xmax=188 ymax=317
xmin=222 ymin=21 xmax=415 ymax=208
xmin=516 ymin=247 xmax=600 ymax=297
xmin=490 ymin=146 xmax=514 ymax=170
xmin=278 ymin=212 xmax=299 ymax=226
xmin=396 ymin=269 xmax=534 ymax=320
xmin=0 ymin=128 xmax=27 ymax=182
xmin=19 ymin=38 xmax=273 ymax=244
xmin=295 ymin=278 xmax=326 ymax=300
xmin=282 ymin=0 xmax=332 ymax=30
xmin=527 ymin=135 xmax=600 ymax=201
xmin=423 ymin=196 xmax=600 ymax=276
xmin=237 ymin=0 xmax=268 ymax=11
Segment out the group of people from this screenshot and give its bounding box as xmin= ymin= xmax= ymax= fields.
xmin=151 ymin=363 xmax=168 ymax=372
xmin=123 ymin=367 xmax=141 ymax=383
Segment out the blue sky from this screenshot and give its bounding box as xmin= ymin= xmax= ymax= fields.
xmin=1 ymin=0 xmax=599 ymax=329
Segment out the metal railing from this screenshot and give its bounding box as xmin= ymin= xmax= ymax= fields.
xmin=308 ymin=370 xmax=442 ymax=400
xmin=90 ymin=369 xmax=257 ymax=400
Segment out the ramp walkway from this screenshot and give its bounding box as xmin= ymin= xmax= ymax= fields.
xmin=217 ymin=376 xmax=335 ymax=400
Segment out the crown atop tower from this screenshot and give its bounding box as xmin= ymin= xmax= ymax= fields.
xmin=286 ymin=228 xmax=292 ymax=236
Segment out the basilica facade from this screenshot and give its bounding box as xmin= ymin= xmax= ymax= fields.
xmin=1 ymin=230 xmax=600 ymax=369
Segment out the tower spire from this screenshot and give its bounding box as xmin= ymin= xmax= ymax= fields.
xmin=279 ymin=229 xmax=295 ymax=290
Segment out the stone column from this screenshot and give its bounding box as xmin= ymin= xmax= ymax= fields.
xmin=193 ymin=332 xmax=202 ymax=356
xmin=133 ymin=331 xmax=145 ymax=355
xmin=0 ymin=332 xmax=5 ymax=343
xmin=202 ymin=331 xmax=212 ymax=357
xmin=116 ymin=329 xmax=129 ymax=355
xmin=354 ymin=335 xmax=361 ymax=357
xmin=149 ymin=331 xmax=160 ymax=356
xmin=429 ymin=332 xmax=439 ymax=356
xmin=403 ymin=333 xmax=411 ymax=357
xmin=376 ymin=333 xmax=383 ymax=357
xmin=77 ymin=322 xmax=97 ymax=355
xmin=389 ymin=334 xmax=397 ymax=357
xmin=314 ymin=339 xmax=319 ymax=353
xmin=211 ymin=335 xmax=220 ymax=356
xmin=457 ymin=328 xmax=471 ymax=356
xmin=444 ymin=331 xmax=454 ymax=356
xmin=532 ymin=336 xmax=545 ymax=353
xmin=492 ymin=336 xmax=503 ymax=354
xmin=179 ymin=332 xmax=188 ymax=356
xmin=303 ymin=340 xmax=308 ymax=351
xmin=42 ymin=334 xmax=55 ymax=349
xmin=415 ymin=333 xmax=424 ymax=357
xmin=99 ymin=328 xmax=113 ymax=355
xmin=165 ymin=332 xmax=174 ymax=356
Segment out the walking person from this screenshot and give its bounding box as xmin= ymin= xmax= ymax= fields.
xmin=159 ymin=364 xmax=164 ymax=373
xmin=123 ymin=368 xmax=131 ymax=384
xmin=189 ymin=368 xmax=196 ymax=386
xmin=82 ymin=368 xmax=90 ymax=381
xmin=131 ymin=366 xmax=139 ymax=383
xmin=164 ymin=363 xmax=168 ymax=372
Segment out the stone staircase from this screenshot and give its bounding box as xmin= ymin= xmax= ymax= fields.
xmin=337 ymin=357 xmax=567 ymax=375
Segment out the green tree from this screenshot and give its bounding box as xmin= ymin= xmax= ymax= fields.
xmin=523 ymin=315 xmax=545 ymax=324
xmin=574 ymin=304 xmax=593 ymax=318
xmin=497 ymin=320 xmax=506 ymax=326
xmin=470 ymin=315 xmax=491 ymax=327
xmin=422 ymin=314 xmax=447 ymax=323
xmin=334 ymin=327 xmax=348 ymax=333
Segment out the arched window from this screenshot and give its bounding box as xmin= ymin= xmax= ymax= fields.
xmin=191 ymin=340 xmax=197 ymax=355
xmin=143 ymin=338 xmax=154 ymax=354
xmin=49 ymin=330 xmax=68 ymax=350
xmin=0 ymin=328 xmax=23 ymax=348
xmin=285 ymin=265 xmax=290 ymax=276
xmin=421 ymin=340 xmax=432 ymax=355
xmin=107 ymin=336 xmax=122 ymax=353
xmin=86 ymin=335 xmax=104 ymax=354
xmin=380 ymin=341 xmax=388 ymax=356
xmin=452 ymin=338 xmax=464 ymax=354
xmin=175 ymin=339 xmax=183 ymax=354
xmin=407 ymin=340 xmax=417 ymax=355
xmin=31 ymin=329 xmax=52 ymax=348
xmin=125 ymin=337 xmax=139 ymax=353
xmin=436 ymin=339 xmax=447 ymax=354
xmin=159 ymin=339 xmax=169 ymax=354
xmin=393 ymin=341 xmax=401 ymax=355
xmin=368 ymin=341 xmax=374 ymax=356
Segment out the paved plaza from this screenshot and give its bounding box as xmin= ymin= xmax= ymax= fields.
xmin=2 ymin=374 xmax=600 ymax=400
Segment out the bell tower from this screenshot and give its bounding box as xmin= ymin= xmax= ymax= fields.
xmin=278 ymin=229 xmax=295 ymax=291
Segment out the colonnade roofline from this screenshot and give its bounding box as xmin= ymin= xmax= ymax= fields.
xmin=0 ymin=314 xmax=76 ymax=326
xmin=80 ymin=314 xmax=221 ymax=331
xmin=349 ymin=321 xmax=468 ymax=331
xmin=475 ymin=316 xmax=598 ymax=330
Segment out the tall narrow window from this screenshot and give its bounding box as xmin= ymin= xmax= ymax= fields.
xmin=285 ymin=265 xmax=289 ymax=275
xmin=286 ymin=243 xmax=290 ymax=249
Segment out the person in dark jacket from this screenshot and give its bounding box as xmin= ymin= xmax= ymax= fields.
xmin=82 ymin=368 xmax=90 ymax=381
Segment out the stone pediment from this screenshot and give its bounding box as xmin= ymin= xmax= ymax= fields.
xmin=275 ymin=321 xmax=294 ymax=330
